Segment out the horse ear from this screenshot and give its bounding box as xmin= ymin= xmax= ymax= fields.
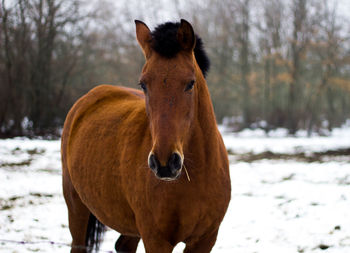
xmin=135 ymin=20 xmax=152 ymax=58
xmin=177 ymin=19 xmax=196 ymax=52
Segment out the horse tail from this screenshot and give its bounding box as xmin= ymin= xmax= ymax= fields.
xmin=85 ymin=213 xmax=106 ymax=252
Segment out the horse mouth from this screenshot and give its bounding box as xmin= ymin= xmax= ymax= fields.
xmin=154 ymin=168 xmax=182 ymax=181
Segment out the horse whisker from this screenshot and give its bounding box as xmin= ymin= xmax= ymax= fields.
xmin=183 ymin=164 xmax=191 ymax=182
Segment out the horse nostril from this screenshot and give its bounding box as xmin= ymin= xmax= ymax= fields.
xmin=167 ymin=153 xmax=183 ymax=172
xmin=148 ymin=154 xmax=159 ymax=172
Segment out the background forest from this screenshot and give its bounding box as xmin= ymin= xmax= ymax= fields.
xmin=1 ymin=0 xmax=350 ymax=137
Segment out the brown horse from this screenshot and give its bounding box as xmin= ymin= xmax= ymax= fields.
xmin=61 ymin=19 xmax=231 ymax=253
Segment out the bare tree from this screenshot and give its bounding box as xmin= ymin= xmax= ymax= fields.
xmin=0 ymin=0 xmax=84 ymax=136
xmin=1 ymin=0 xmax=350 ymax=137
xmin=257 ymin=0 xmax=285 ymax=131
xmin=305 ymin=0 xmax=350 ymax=133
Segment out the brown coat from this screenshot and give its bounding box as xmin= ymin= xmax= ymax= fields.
xmin=61 ymin=19 xmax=231 ymax=253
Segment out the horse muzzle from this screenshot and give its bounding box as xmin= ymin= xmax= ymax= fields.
xmin=148 ymin=152 xmax=183 ymax=181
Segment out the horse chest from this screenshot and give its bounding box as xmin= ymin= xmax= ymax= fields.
xmin=138 ymin=178 xmax=228 ymax=242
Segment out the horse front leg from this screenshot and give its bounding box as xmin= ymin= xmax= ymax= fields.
xmin=137 ymin=227 xmax=174 ymax=253
xmin=142 ymin=238 xmax=174 ymax=253
xmin=183 ymin=229 xmax=219 ymax=253
xmin=115 ymin=235 xmax=140 ymax=253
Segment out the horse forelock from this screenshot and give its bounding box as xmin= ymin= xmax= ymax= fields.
xmin=150 ymin=22 xmax=210 ymax=78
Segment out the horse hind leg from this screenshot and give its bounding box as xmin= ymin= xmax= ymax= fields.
xmin=115 ymin=235 xmax=140 ymax=253
xmin=63 ymin=169 xmax=105 ymax=252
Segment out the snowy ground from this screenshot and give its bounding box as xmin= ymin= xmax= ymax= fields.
xmin=0 ymin=126 xmax=350 ymax=252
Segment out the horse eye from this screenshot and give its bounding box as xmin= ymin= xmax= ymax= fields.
xmin=185 ymin=80 xmax=195 ymax=92
xmin=139 ymin=82 xmax=147 ymax=92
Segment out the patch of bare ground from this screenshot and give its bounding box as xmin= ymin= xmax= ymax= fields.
xmin=0 ymin=193 xmax=55 ymax=210
xmin=228 ymin=148 xmax=350 ymax=163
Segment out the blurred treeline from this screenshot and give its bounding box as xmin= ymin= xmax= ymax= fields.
xmin=0 ymin=0 xmax=350 ymax=137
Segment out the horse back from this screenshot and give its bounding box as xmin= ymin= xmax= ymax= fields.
xmin=62 ymin=84 xmax=145 ymax=168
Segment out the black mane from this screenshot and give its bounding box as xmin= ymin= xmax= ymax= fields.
xmin=150 ymin=22 xmax=210 ymax=78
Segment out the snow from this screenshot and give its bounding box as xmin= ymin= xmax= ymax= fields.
xmin=220 ymin=160 xmax=350 ymax=253
xmin=0 ymin=127 xmax=349 ymax=252
xmin=221 ymin=124 xmax=350 ymax=154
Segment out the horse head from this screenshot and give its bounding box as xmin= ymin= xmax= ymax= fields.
xmin=135 ymin=19 xmax=209 ymax=181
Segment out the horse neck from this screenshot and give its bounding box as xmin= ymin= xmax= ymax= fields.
xmin=185 ymin=75 xmax=221 ymax=161
xmin=195 ymin=80 xmax=218 ymax=135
